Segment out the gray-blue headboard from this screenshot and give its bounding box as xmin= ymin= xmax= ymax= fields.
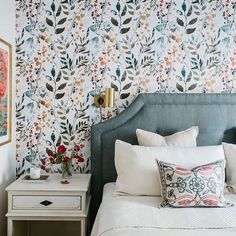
xmin=90 ymin=93 xmax=236 ymax=224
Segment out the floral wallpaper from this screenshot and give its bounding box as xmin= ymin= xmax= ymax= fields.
xmin=16 ymin=0 xmax=236 ymax=175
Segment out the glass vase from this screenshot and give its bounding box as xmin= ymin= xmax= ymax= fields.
xmin=61 ymin=161 xmax=72 ymax=179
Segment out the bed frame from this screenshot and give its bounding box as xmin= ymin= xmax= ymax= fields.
xmin=90 ymin=93 xmax=236 ymax=225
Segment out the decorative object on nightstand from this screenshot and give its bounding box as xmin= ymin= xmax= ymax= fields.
xmin=29 ymin=167 xmax=41 ymax=179
xmin=6 ymin=173 xmax=91 ymax=236
xmin=47 ymin=144 xmax=84 ymax=178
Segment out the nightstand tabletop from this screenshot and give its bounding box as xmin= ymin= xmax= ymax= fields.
xmin=6 ymin=173 xmax=91 ymax=192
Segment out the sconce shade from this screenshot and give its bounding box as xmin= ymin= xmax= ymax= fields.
xmin=94 ymin=88 xmax=115 ymax=107
xmin=104 ymin=88 xmax=115 ymax=107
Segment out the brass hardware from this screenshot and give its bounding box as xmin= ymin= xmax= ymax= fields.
xmin=94 ymin=88 xmax=115 ymax=107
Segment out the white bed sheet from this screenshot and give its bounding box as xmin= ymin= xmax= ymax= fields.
xmin=91 ymin=183 xmax=236 ymax=236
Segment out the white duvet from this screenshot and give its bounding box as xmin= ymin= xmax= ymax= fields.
xmin=91 ymin=183 xmax=236 ymax=236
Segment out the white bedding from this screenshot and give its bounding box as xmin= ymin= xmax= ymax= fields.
xmin=91 ymin=183 xmax=236 ymax=236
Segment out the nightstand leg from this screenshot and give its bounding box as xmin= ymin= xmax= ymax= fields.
xmin=7 ymin=218 xmax=13 ymax=236
xmin=81 ymin=219 xmax=86 ymax=236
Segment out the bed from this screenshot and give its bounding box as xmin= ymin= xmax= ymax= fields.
xmin=90 ymin=93 xmax=236 ymax=235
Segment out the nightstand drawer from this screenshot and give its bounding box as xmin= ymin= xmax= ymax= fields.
xmin=12 ymin=195 xmax=81 ymax=210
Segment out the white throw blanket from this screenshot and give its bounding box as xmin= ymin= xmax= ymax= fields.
xmin=91 ymin=183 xmax=236 ymax=236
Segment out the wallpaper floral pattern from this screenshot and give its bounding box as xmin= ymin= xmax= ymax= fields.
xmin=16 ymin=0 xmax=236 ymax=175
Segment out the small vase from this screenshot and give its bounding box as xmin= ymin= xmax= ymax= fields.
xmin=61 ymin=161 xmax=72 ymax=179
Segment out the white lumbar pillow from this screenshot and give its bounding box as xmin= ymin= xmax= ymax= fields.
xmin=222 ymin=142 xmax=236 ymax=193
xmin=114 ymin=140 xmax=225 ymax=196
xmin=136 ymin=126 xmax=199 ymax=147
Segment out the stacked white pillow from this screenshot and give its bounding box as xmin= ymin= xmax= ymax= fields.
xmin=114 ymin=140 xmax=225 ymax=196
xmin=115 ymin=126 xmax=201 ymax=196
xmin=136 ymin=126 xmax=199 ymax=147
xmin=222 ymin=142 xmax=236 ymax=193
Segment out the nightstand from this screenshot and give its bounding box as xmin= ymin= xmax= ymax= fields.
xmin=6 ymin=174 xmax=91 ymax=236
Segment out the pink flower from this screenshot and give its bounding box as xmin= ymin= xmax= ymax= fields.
xmin=74 ymin=144 xmax=80 ymax=151
xmin=63 ymin=157 xmax=71 ymax=163
xmin=57 ymin=145 xmax=66 ymax=154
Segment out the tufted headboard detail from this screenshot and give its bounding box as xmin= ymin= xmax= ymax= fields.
xmin=90 ymin=93 xmax=236 ymax=224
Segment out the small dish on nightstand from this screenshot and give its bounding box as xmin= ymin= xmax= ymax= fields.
xmin=22 ymin=175 xmax=49 ymax=182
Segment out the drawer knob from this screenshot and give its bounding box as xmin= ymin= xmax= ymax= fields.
xmin=40 ymin=200 xmax=53 ymax=206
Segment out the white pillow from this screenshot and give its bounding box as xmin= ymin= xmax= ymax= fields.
xmin=114 ymin=140 xmax=225 ymax=196
xmin=136 ymin=126 xmax=199 ymax=147
xmin=222 ymin=142 xmax=236 ymax=193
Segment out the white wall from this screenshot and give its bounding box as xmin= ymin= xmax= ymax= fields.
xmin=0 ymin=0 xmax=16 ymax=236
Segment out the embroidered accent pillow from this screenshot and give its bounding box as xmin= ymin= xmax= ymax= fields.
xmin=157 ymin=160 xmax=232 ymax=207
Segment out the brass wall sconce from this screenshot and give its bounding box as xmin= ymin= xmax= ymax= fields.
xmin=94 ymin=88 xmax=115 ymax=107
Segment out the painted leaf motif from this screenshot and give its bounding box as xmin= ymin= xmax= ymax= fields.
xmin=121 ymin=5 xmax=127 ymax=16
xmin=186 ymin=72 xmax=192 ymax=82
xmin=187 ymin=6 xmax=192 ymax=16
xmin=121 ymin=71 xmax=127 ymax=81
xmin=111 ymin=83 xmax=119 ymax=91
xmin=51 ymin=2 xmax=56 ymax=12
xmin=56 ymin=6 xmax=62 ymax=16
xmin=177 ymin=18 xmax=184 ymax=26
xmin=181 ymin=67 xmax=186 ymax=77
xmin=120 ymin=93 xmax=130 ymax=99
xmin=182 ymin=1 xmax=187 ymax=11
xmin=51 ymin=132 xmax=55 ymax=142
xmin=123 ymin=17 xmax=132 ymax=25
xmin=58 ymin=18 xmax=67 ymax=25
xmin=46 ymin=17 xmax=54 ymax=27
xmin=188 ymin=83 xmax=197 ymax=90
xmin=55 ymin=93 xmax=65 ymax=99
xmin=56 ymin=71 xmax=62 ymax=82
xmin=55 ymin=28 xmax=65 ymax=34
xmin=176 ymin=83 xmax=184 ymax=92
xmin=56 ymin=136 xmax=62 ymax=146
xmin=120 ymin=28 xmax=130 ymax=34
xmin=57 ymin=83 xmax=67 ymax=90
xmin=122 ymin=82 xmax=132 ymax=90
xmin=51 ymin=67 xmax=56 ymax=77
xmin=46 ymin=83 xmax=54 ymax=92
xmin=189 ymin=18 xmax=197 ymax=25
xmin=186 ymin=28 xmax=196 ymax=34
xmin=116 ymin=1 xmax=121 ymax=11
xmin=111 ymin=17 xmax=119 ymax=26
xmin=116 ymin=67 xmax=121 ymax=77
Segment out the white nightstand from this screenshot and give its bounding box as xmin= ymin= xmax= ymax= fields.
xmin=6 ymin=174 xmax=91 ymax=236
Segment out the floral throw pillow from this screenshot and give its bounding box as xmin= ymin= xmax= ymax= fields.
xmin=157 ymin=160 xmax=232 ymax=208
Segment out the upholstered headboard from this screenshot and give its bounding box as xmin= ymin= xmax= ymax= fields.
xmin=90 ymin=93 xmax=236 ymax=224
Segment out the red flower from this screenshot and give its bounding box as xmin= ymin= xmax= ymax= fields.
xmin=74 ymin=144 xmax=80 ymax=151
xmin=49 ymin=157 xmax=55 ymax=164
xmin=57 ymin=145 xmax=66 ymax=154
xmin=76 ymin=155 xmax=84 ymax=163
xmin=41 ymin=159 xmax=46 ymax=165
xmin=63 ymin=157 xmax=71 ymax=163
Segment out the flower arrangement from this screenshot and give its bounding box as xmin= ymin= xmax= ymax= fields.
xmin=46 ymin=144 xmax=84 ymax=178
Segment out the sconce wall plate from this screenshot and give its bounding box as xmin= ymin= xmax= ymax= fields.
xmin=94 ymin=88 xmax=115 ymax=108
